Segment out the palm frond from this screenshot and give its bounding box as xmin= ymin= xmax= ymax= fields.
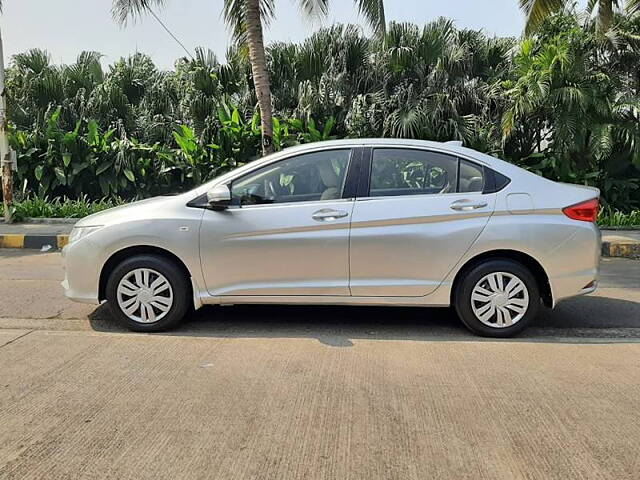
xmin=297 ymin=0 xmax=329 ymax=20
xmin=223 ymin=0 xmax=276 ymax=45
xmin=111 ymin=0 xmax=166 ymax=25
xmin=353 ymin=0 xmax=386 ymax=37
xmin=587 ymin=0 xmax=620 ymax=32
xmin=627 ymin=0 xmax=640 ymax=15
xmin=519 ymin=0 xmax=566 ymax=35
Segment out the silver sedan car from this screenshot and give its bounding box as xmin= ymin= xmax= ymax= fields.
xmin=62 ymin=139 xmax=601 ymax=337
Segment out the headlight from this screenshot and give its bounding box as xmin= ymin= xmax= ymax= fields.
xmin=68 ymin=226 xmax=103 ymax=244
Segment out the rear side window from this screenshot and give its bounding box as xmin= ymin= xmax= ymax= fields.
xmin=369 ymin=149 xmax=459 ymax=197
xmin=458 ymin=159 xmax=485 ymax=193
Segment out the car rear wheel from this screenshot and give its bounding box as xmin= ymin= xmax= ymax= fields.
xmin=454 ymin=259 xmax=540 ymax=337
xmin=106 ymin=254 xmax=191 ymax=332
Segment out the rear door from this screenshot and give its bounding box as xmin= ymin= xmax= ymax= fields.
xmin=349 ymin=147 xmax=496 ymax=297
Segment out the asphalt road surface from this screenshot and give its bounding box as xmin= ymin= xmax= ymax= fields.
xmin=1 ymin=250 xmax=640 ymax=479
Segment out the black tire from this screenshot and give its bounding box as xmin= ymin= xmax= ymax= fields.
xmin=454 ymin=259 xmax=540 ymax=338
xmin=106 ymin=254 xmax=191 ymax=332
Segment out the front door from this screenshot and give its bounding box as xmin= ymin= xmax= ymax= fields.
xmin=199 ymin=148 xmax=355 ymax=297
xmin=349 ymin=148 xmax=496 ymax=297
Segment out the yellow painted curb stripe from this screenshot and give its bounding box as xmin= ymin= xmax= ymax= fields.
xmin=0 ymin=234 xmax=25 ymax=248
xmin=57 ymin=235 xmax=70 ymax=249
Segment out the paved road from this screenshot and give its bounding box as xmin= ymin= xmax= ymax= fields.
xmin=1 ymin=249 xmax=639 ymax=337
xmin=1 ymin=250 xmax=640 ymax=479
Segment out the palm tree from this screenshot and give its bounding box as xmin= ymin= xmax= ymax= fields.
xmin=112 ymin=0 xmax=386 ymax=155
xmin=520 ymin=0 xmax=640 ymax=34
xmin=0 ymin=0 xmax=13 ymax=222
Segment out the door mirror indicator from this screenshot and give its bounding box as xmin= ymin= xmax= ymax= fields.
xmin=207 ymin=185 xmax=232 ymax=211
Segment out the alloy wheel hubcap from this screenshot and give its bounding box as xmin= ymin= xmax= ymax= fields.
xmin=116 ymin=268 xmax=174 ymax=324
xmin=470 ymin=272 xmax=529 ymax=328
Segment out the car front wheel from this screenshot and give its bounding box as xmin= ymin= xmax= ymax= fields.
xmin=105 ymin=254 xmax=191 ymax=332
xmin=454 ymin=259 xmax=540 ymax=337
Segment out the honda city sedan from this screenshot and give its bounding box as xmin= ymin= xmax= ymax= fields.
xmin=62 ymin=139 xmax=601 ymax=337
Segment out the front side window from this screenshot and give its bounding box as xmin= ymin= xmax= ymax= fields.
xmin=369 ymin=149 xmax=459 ymax=197
xmin=231 ymin=149 xmax=351 ymax=206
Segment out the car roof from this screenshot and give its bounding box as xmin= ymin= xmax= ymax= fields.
xmin=280 ymin=138 xmax=463 ymax=152
xmin=271 ymin=138 xmax=487 ymax=160
xmin=274 ymin=139 xmax=519 ymax=172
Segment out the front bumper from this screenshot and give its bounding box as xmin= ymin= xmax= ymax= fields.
xmin=61 ymin=241 xmax=101 ymax=305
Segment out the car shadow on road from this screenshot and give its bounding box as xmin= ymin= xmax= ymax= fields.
xmin=88 ymin=294 xmax=640 ymax=346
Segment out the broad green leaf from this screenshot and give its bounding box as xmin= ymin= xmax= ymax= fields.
xmin=99 ymin=176 xmax=109 ymax=196
xmin=40 ymin=177 xmax=51 ymax=194
xmin=251 ymin=113 xmax=260 ymax=131
xmin=288 ymin=119 xmax=303 ymax=130
xmin=35 ymin=165 xmax=44 ymax=181
xmin=124 ymin=169 xmax=135 ymax=182
xmin=72 ymin=162 xmax=90 ymax=175
xmin=323 ymin=117 xmax=336 ymax=139
xmin=87 ymin=120 xmax=99 ymax=145
xmin=96 ymin=162 xmax=111 ymax=175
xmin=54 ymin=167 xmax=67 ymax=185
xmin=232 ymin=108 xmax=241 ymax=125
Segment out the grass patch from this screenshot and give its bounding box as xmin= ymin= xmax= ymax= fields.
xmin=598 ymin=208 xmax=640 ymax=228
xmin=1 ymin=196 xmax=126 ymax=221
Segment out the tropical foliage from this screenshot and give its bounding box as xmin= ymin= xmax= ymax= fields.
xmin=3 ymin=11 xmax=640 ymax=211
xmin=520 ymin=0 xmax=640 ymax=33
xmin=113 ymin=0 xmax=385 ymax=154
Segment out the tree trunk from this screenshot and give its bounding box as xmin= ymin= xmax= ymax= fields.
xmin=0 ymin=25 xmax=12 ymax=223
xmin=597 ymin=0 xmax=613 ymax=32
xmin=245 ymin=0 xmax=274 ymax=155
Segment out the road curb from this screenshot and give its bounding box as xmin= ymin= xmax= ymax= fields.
xmin=0 ymin=234 xmax=69 ymax=250
xmin=602 ymin=239 xmax=640 ymax=260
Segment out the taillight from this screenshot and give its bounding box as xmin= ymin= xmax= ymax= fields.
xmin=563 ymin=198 xmax=599 ymax=222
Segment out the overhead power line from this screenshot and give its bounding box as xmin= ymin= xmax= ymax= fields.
xmin=148 ymin=8 xmax=195 ymax=60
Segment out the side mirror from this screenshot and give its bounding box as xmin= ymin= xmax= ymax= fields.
xmin=206 ymin=185 xmax=232 ymax=211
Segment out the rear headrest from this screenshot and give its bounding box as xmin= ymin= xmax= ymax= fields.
xmin=467 ymin=177 xmax=484 ymax=192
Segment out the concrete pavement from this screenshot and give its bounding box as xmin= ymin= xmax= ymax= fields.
xmin=3 ymin=329 xmax=640 ymax=479
xmin=2 ymin=250 xmax=640 ymax=479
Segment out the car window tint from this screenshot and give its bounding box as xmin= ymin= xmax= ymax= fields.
xmin=458 ymin=159 xmax=485 ymax=193
xmin=231 ymin=149 xmax=351 ymax=206
xmin=369 ymin=149 xmax=458 ymax=197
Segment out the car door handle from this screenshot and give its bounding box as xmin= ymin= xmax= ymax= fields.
xmin=450 ymin=200 xmax=488 ymax=211
xmin=312 ymin=209 xmax=349 ymax=222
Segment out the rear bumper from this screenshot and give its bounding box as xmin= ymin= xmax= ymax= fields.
xmin=553 ymin=277 xmax=598 ymax=303
xmin=580 ymin=280 xmax=598 ymax=296
xmin=547 ymin=224 xmax=600 ymax=306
